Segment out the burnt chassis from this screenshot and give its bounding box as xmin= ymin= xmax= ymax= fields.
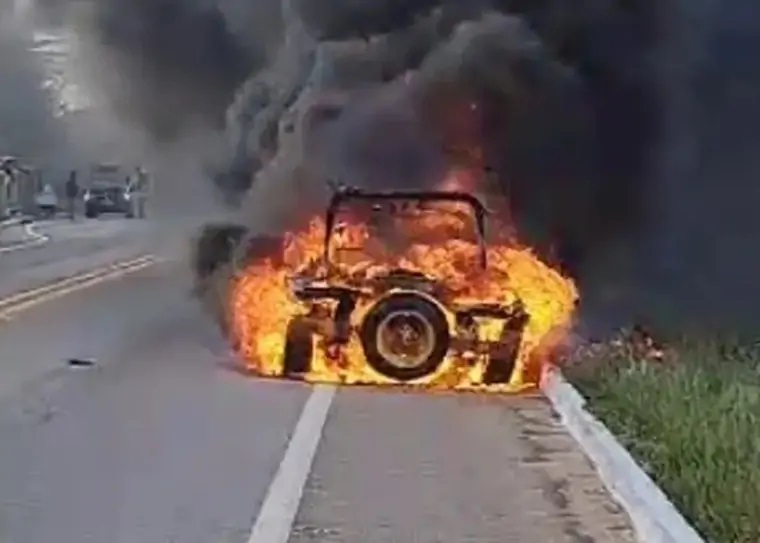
xmin=282 ymin=186 xmax=530 ymax=385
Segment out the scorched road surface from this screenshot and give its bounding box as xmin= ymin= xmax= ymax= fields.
xmin=0 ymin=261 xmax=635 ymax=543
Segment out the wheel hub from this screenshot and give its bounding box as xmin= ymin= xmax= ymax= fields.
xmin=375 ymin=311 xmax=435 ymax=369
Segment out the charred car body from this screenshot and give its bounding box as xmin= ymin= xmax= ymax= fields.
xmin=194 ymin=185 xmax=532 ymax=386
xmin=286 ymin=186 xmax=529 ymax=385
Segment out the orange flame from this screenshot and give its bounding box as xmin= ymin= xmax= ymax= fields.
xmin=229 ymin=173 xmax=578 ymax=393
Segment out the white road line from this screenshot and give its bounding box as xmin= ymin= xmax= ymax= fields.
xmin=0 ymin=222 xmax=50 ymax=254
xmin=247 ymin=384 xmax=336 ymax=543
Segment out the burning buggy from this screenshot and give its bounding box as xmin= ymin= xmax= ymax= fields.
xmin=270 ymin=186 xmax=532 ymax=386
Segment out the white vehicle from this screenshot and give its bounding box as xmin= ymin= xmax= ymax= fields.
xmin=34 ymin=184 xmax=59 ymax=218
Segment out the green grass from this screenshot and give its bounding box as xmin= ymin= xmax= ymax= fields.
xmin=565 ymin=336 xmax=760 ymax=543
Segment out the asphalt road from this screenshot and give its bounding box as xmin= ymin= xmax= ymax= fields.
xmin=0 ymin=217 xmax=148 ymax=271
xmin=0 ymin=217 xmax=153 ymax=299
xmin=0 ymin=259 xmax=636 ymax=543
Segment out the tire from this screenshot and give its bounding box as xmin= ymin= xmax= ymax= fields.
xmin=360 ymin=293 xmax=450 ymax=381
xmin=85 ymin=206 xmax=98 ymax=218
xmin=282 ymin=317 xmax=313 ymax=377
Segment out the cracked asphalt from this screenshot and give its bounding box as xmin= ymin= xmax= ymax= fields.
xmin=0 ymin=256 xmax=636 ymax=542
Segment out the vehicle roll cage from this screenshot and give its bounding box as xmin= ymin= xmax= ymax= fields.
xmin=324 ymin=184 xmax=489 ymax=269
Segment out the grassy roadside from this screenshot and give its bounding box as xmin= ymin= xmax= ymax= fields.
xmin=564 ymin=335 xmax=760 ymax=543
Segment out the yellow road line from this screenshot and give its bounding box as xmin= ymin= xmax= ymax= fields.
xmin=0 ymin=254 xmax=159 ymax=321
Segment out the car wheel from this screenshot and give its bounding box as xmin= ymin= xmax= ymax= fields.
xmin=360 ymin=292 xmax=450 ymax=381
xmin=85 ymin=206 xmax=98 ymax=218
xmin=282 ymin=317 xmax=313 ymax=377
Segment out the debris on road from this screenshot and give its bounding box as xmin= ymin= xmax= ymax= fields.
xmin=67 ymin=358 xmax=96 ymax=368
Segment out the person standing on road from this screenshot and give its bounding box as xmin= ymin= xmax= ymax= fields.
xmin=131 ymin=166 xmax=149 ymax=219
xmin=65 ymin=170 xmax=79 ymax=221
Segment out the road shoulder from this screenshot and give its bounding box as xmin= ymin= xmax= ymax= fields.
xmin=288 ymin=388 xmax=635 ymax=542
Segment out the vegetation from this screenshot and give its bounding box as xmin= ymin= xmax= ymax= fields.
xmin=565 ymin=335 xmax=760 ymax=543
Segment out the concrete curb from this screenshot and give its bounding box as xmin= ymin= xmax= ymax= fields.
xmin=541 ymin=367 xmax=705 ymax=543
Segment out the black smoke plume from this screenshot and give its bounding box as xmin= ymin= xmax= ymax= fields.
xmin=36 ymin=0 xmax=760 ymax=332
xmin=216 ymin=0 xmax=661 ymax=328
xmin=32 ymin=0 xmax=277 ymax=139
